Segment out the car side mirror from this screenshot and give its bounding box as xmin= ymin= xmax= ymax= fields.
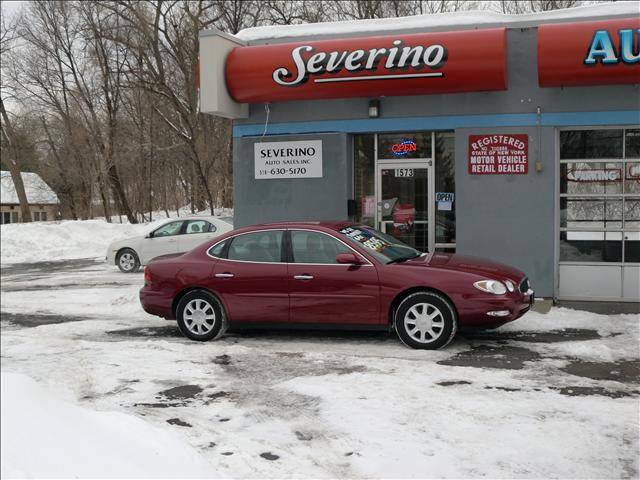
xmin=146 ymin=232 xmax=153 ymax=239
xmin=336 ymin=253 xmax=362 ymax=265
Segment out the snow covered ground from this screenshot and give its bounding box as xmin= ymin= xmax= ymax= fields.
xmin=1 ymin=219 xmax=639 ymax=478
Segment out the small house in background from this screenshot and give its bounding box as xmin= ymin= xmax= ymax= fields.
xmin=0 ymin=171 xmax=59 ymax=224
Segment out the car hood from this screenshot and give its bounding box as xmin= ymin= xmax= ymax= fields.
xmin=403 ymin=253 xmax=525 ymax=282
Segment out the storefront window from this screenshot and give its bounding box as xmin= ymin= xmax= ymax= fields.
xmin=625 ymin=162 xmax=640 ymax=194
xmin=560 ymin=197 xmax=622 ymax=229
xmin=353 ymin=135 xmax=375 ymax=227
xmin=353 ymin=131 xmax=455 ymax=252
xmin=625 ymin=129 xmax=640 ymax=158
xmin=560 ymin=129 xmax=623 ymax=159
xmin=435 ymin=132 xmax=455 ymax=245
xmin=559 ymin=128 xmax=639 ymax=264
xmin=378 ymin=132 xmax=432 ymax=160
xmin=560 ymin=162 xmax=623 ymax=195
xmin=560 ymin=231 xmax=622 ymax=262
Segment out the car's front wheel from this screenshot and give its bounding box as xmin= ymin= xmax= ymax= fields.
xmin=116 ymin=248 xmax=140 ymax=273
xmin=176 ymin=290 xmax=225 ymax=341
xmin=394 ymin=291 xmax=457 ymax=350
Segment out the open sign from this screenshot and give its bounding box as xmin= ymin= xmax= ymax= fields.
xmin=391 ymin=140 xmax=417 ymax=156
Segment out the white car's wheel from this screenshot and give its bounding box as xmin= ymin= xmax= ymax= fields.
xmin=395 ymin=292 xmax=457 ymax=350
xmin=116 ymin=248 xmax=140 ymax=273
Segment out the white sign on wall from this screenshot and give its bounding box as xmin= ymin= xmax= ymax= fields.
xmin=254 ymin=140 xmax=323 ymax=180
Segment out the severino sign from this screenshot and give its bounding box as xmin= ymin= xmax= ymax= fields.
xmin=226 ymin=29 xmax=507 ymax=103
xmin=468 ymin=134 xmax=529 ymax=175
xmin=254 ymin=140 xmax=323 ymax=180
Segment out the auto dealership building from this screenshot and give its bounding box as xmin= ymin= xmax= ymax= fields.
xmin=199 ymin=3 xmax=640 ymax=303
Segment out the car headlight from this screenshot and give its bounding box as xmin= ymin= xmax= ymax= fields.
xmin=473 ymin=280 xmax=507 ymax=295
xmin=505 ymin=280 xmax=515 ymax=292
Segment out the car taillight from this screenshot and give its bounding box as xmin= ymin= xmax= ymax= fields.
xmin=144 ymin=266 xmax=152 ymax=284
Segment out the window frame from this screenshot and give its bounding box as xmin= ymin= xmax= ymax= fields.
xmin=151 ymin=220 xmax=185 ymax=238
xmin=287 ymin=229 xmax=371 ymax=265
xmin=185 ymin=219 xmax=215 ymax=235
xmin=207 ymin=229 xmax=286 ymax=264
xmin=558 ymin=126 xmax=640 ymax=266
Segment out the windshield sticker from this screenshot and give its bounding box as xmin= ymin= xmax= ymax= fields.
xmin=340 ymin=227 xmax=390 ymax=252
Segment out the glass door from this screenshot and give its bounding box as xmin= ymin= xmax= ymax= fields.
xmin=377 ymin=163 xmax=431 ymax=252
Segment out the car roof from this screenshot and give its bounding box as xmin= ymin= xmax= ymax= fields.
xmin=160 ymin=215 xmax=222 ymax=222
xmin=250 ymin=220 xmax=353 ymax=230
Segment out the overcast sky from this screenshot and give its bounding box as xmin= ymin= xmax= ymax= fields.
xmin=2 ymin=1 xmax=26 ymax=21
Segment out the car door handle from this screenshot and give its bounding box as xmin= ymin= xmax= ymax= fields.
xmin=294 ymin=275 xmax=314 ymax=280
xmin=215 ymin=273 xmax=234 ymax=278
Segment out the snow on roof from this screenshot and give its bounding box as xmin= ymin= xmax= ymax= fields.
xmin=1 ymin=170 xmax=59 ymax=205
xmin=235 ymin=2 xmax=639 ymax=43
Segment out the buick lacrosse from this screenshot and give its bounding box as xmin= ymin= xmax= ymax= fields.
xmin=140 ymin=222 xmax=534 ymax=349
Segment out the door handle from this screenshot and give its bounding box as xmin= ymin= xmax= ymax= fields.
xmin=294 ymin=274 xmax=314 ymax=280
xmin=215 ymin=273 xmax=234 ymax=278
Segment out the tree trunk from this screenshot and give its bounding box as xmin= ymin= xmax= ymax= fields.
xmin=98 ymin=175 xmax=111 ymax=221
xmin=1 ymin=99 xmax=32 ymax=222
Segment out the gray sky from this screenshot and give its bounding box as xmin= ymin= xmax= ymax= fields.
xmin=1 ymin=1 xmax=26 ymax=21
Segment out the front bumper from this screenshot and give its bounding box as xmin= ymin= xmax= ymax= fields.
xmin=459 ymin=288 xmax=534 ymax=328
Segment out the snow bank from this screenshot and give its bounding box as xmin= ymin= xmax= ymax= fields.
xmin=0 ymin=372 xmax=215 ymax=479
xmin=236 ymin=2 xmax=639 ymax=42
xmin=0 ymin=220 xmax=149 ymax=264
xmin=0 ymin=208 xmax=233 ymax=264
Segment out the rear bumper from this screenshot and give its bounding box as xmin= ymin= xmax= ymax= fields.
xmin=139 ymin=287 xmax=174 ymax=319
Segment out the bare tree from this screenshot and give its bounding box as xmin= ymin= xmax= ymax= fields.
xmin=0 ymin=6 xmax=31 ymax=222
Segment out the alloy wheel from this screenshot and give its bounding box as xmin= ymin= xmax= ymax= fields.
xmin=183 ymin=299 xmax=216 ymax=335
xmin=403 ymin=302 xmax=445 ymax=344
xmin=119 ymin=252 xmax=136 ymax=271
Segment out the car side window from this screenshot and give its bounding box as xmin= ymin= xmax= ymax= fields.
xmin=227 ymin=230 xmax=283 ymax=263
xmin=291 ymin=231 xmax=352 ymax=264
xmin=186 ymin=220 xmax=215 ymax=234
xmin=208 ymin=240 xmax=226 ymax=258
xmin=153 ymin=221 xmax=183 ymax=237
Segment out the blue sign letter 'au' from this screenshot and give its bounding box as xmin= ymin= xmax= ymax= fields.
xmin=584 ymin=30 xmax=618 ymax=64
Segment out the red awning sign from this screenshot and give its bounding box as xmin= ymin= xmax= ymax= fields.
xmin=538 ymin=18 xmax=640 ymax=88
xmin=226 ymin=29 xmax=507 ymax=103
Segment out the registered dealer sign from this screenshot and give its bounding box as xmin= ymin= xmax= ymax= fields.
xmin=468 ymin=134 xmax=528 ymax=174
xmin=254 ymin=140 xmax=323 ymax=180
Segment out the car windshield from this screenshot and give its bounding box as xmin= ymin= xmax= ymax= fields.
xmin=337 ymin=226 xmax=422 ymax=264
xmin=218 ymin=216 xmax=234 ymax=226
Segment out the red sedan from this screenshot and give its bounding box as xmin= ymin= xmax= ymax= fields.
xmin=140 ymin=222 xmax=534 ymax=349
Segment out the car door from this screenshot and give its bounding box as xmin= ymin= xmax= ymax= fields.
xmin=179 ymin=220 xmax=218 ymax=252
xmin=211 ymin=229 xmax=289 ymax=323
xmin=140 ymin=220 xmax=184 ymax=264
xmin=287 ymin=229 xmax=381 ymax=325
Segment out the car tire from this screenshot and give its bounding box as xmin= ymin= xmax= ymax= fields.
xmin=394 ymin=291 xmax=457 ymax=350
xmin=176 ymin=290 xmax=225 ymax=342
xmin=116 ymin=248 xmax=140 ymax=273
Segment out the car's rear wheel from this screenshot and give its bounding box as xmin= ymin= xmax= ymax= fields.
xmin=176 ymin=290 xmax=225 ymax=341
xmin=116 ymin=248 xmax=140 ymax=273
xmin=394 ymin=292 xmax=457 ymax=350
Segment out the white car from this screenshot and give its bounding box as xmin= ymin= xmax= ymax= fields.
xmin=106 ymin=216 xmax=233 ymax=273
